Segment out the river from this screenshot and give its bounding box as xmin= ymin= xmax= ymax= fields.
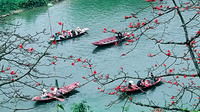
xmin=0 ymin=0 xmax=194 ymax=112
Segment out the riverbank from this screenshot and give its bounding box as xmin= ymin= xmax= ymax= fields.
xmin=0 ymin=0 xmax=63 ymax=18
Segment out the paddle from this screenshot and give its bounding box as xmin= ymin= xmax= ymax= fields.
xmin=48 ymin=93 xmax=64 ymax=102
xmin=55 ymin=79 xmax=59 ymax=89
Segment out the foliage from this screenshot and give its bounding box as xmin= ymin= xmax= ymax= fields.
xmin=71 ymin=101 xmax=93 ymax=112
xmin=57 ymin=104 xmax=65 ymax=111
xmin=0 ymin=0 xmax=50 ymax=13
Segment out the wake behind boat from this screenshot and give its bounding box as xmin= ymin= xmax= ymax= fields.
xmin=49 ymin=27 xmax=89 ymax=42
xmin=32 ymin=82 xmax=80 ymax=102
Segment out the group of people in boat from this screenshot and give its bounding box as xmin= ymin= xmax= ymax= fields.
xmin=41 ymin=87 xmax=67 ymax=98
xmin=128 ymin=73 xmax=157 ymax=90
xmin=53 ymin=27 xmax=83 ymax=40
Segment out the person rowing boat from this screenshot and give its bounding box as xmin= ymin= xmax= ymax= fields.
xmin=128 ymin=80 xmax=144 ymax=92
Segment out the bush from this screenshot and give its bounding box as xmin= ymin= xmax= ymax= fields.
xmin=0 ymin=0 xmax=50 ymax=13
xmin=71 ymin=101 xmax=93 ymax=112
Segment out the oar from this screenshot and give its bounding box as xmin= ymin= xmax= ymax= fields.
xmin=48 ymin=93 xmax=64 ymax=102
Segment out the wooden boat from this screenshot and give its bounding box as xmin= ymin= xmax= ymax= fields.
xmin=119 ymin=78 xmax=162 ymax=93
xmin=92 ymin=36 xmax=128 ymax=46
xmin=49 ymin=27 xmax=89 ymax=42
xmin=32 ymin=82 xmax=80 ymax=102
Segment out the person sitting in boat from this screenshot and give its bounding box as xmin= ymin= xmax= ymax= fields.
xmin=75 ymin=27 xmax=82 ymax=34
xmin=150 ymin=73 xmax=157 ymax=84
xmin=143 ymin=79 xmax=152 ymax=87
xmin=116 ymin=32 xmax=123 ymax=41
xmin=137 ymin=79 xmax=146 ymax=87
xmin=128 ymin=80 xmax=139 ymax=89
xmin=71 ymin=30 xmax=76 ymax=37
xmin=67 ymin=30 xmax=73 ymax=37
xmin=52 ymin=87 xmax=63 ymax=96
xmin=41 ymin=89 xmax=48 ymax=98
xmin=58 ymin=34 xmax=65 ymax=40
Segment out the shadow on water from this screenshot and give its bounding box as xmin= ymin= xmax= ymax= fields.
xmin=34 ymin=90 xmax=79 ymax=106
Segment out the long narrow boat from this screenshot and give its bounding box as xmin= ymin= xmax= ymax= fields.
xmin=32 ymin=82 xmax=80 ymax=102
xmin=92 ymin=36 xmax=128 ymax=46
xmin=119 ymin=78 xmax=162 ymax=93
xmin=49 ymin=27 xmax=89 ymax=42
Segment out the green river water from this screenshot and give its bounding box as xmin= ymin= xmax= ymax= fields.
xmin=1 ymin=0 xmax=196 ymax=112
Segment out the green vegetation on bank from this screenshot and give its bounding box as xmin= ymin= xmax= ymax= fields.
xmin=0 ymin=0 xmax=61 ymax=15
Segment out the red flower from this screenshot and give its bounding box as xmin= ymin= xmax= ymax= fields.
xmin=11 ymin=79 xmax=15 ymax=81
xmin=111 ymin=29 xmax=117 ymax=33
xmin=50 ymin=87 xmax=54 ymax=91
xmin=166 ymin=52 xmax=172 ymax=56
xmin=71 ymin=62 xmax=75 ymax=66
xmin=27 ymin=48 xmax=34 ymax=52
xmin=124 ymin=16 xmax=132 ymax=19
xmin=163 ymin=64 xmax=166 ymax=67
xmin=197 ymin=30 xmax=200 ymax=34
xmin=58 ymin=22 xmax=63 ymax=25
xmin=52 ymin=41 xmax=57 ymax=45
xmin=183 ymin=75 xmax=187 ymax=78
xmin=136 ymin=22 xmax=140 ymax=27
xmin=10 ymin=71 xmax=16 ymax=75
xmin=70 ymin=55 xmax=73 ymax=58
xmin=147 ymin=53 xmax=154 ymax=57
xmin=82 ymin=65 xmax=87 ymax=67
xmin=128 ymin=25 xmax=134 ymax=28
xmin=53 ymin=56 xmax=58 ymax=59
xmin=6 ymin=67 xmax=10 ymax=70
xmin=171 ymin=101 xmax=175 ymax=104
xmin=82 ymin=76 xmax=87 ymax=80
xmin=105 ymin=74 xmax=109 ymax=79
xmin=124 ymin=43 xmax=129 ymax=45
xmin=83 ymin=59 xmax=87 ymax=62
xmin=176 ymin=75 xmax=179 ymax=78
xmin=168 ymin=69 xmax=174 ymax=73
xmin=129 ymin=97 xmax=133 ymax=101
xmin=19 ymin=44 xmax=23 ymax=49
xmin=93 ymin=70 xmax=97 ymax=75
xmin=154 ymin=19 xmax=159 ymax=24
xmin=174 ymin=6 xmax=179 ymax=9
xmin=191 ymin=74 xmax=196 ymax=77
xmin=104 ymin=28 xmax=107 ymax=31
xmin=108 ymin=92 xmax=116 ymax=95
xmin=115 ymin=86 xmax=121 ymax=90
xmin=167 ymin=81 xmax=172 ymax=84
xmin=51 ymin=62 xmax=56 ymax=65
xmin=127 ymin=39 xmax=134 ymax=42
xmin=100 ymin=89 xmax=104 ymax=92
xmin=0 ymin=70 xmax=5 ymax=73
xmin=36 ymin=82 xmax=40 ymax=86
xmin=77 ymin=58 xmax=81 ymax=62
xmin=173 ymin=81 xmax=178 ymax=86
xmin=89 ymin=65 xmax=93 ymax=68
xmin=142 ymin=22 xmax=146 ymax=26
